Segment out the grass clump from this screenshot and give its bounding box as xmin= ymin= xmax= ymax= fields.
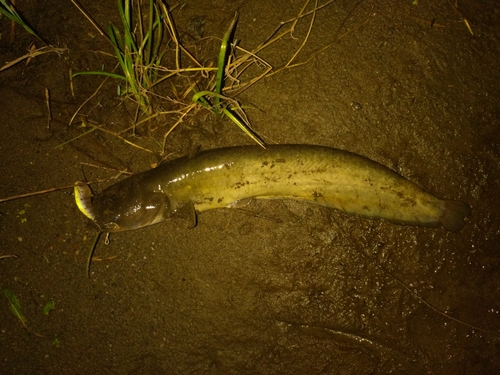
xmin=70 ymin=0 xmax=338 ymax=155
xmin=72 ymin=0 xmax=165 ymax=116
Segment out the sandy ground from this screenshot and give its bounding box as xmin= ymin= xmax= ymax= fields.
xmin=1 ymin=0 xmax=499 ymax=373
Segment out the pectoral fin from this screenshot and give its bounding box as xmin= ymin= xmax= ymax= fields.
xmin=228 ymin=198 xmax=253 ymax=209
xmin=171 ymin=200 xmax=198 ymax=228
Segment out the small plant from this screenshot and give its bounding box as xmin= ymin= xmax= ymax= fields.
xmin=70 ymin=0 xmax=338 ymax=154
xmin=189 ymin=13 xmax=265 ymax=148
xmin=72 ymin=0 xmax=164 ymax=116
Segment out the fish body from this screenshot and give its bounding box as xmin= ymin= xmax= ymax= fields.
xmin=75 ymin=145 xmax=470 ymax=232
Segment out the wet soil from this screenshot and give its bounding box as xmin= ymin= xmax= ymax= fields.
xmin=1 ymin=0 xmax=499 ymax=374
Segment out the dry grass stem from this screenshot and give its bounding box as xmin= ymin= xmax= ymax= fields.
xmin=0 ymin=184 xmax=76 ymax=203
xmin=70 ymin=0 xmax=107 ymax=38
xmin=69 ymin=77 xmax=110 ymax=126
xmin=0 ymin=255 xmax=19 ymax=260
xmin=79 ymin=162 xmax=134 ymax=176
xmin=0 ymin=45 xmax=67 ymax=72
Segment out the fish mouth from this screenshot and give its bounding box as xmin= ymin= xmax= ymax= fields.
xmin=74 ymin=181 xmax=96 ymax=222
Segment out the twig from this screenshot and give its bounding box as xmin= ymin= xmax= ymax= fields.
xmin=0 ymin=45 xmax=67 ymax=72
xmin=69 ymin=76 xmax=109 ymax=126
xmin=45 ymin=88 xmax=52 ymax=130
xmin=0 ymin=184 xmax=76 ymax=203
xmin=0 ymin=254 xmax=19 ymax=260
xmin=283 ymin=0 xmax=319 ymax=70
xmin=70 ymin=0 xmax=108 ymax=39
xmin=0 ymin=179 xmax=111 ymax=203
xmin=69 ymin=68 xmax=75 ymax=97
xmin=448 ymin=0 xmax=474 ymax=35
xmin=79 ymin=162 xmax=133 ymax=176
xmin=162 ymin=102 xmax=197 ymax=154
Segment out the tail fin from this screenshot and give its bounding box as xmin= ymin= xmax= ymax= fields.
xmin=440 ymin=200 xmax=471 ymax=232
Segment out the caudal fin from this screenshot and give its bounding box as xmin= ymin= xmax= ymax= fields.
xmin=440 ymin=200 xmax=471 ymax=232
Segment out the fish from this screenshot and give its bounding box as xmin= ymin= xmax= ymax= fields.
xmin=74 ymin=144 xmax=470 ymax=233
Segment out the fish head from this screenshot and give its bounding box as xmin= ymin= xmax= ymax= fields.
xmin=90 ymin=180 xmax=171 ymax=232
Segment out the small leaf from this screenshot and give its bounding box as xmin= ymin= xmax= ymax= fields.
xmin=52 ymin=338 xmax=60 ymax=348
xmin=2 ymin=288 xmax=29 ymax=330
xmin=42 ymin=301 xmax=55 ymax=315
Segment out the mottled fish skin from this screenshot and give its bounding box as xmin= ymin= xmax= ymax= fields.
xmin=79 ymin=145 xmax=470 ymax=232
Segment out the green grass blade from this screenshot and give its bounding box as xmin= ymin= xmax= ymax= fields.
xmin=55 ymin=123 xmax=101 ymax=149
xmin=123 ymin=0 xmax=131 ymax=31
xmin=42 ymin=301 xmax=55 ymax=315
xmin=222 ymin=108 xmax=266 ymax=148
xmin=108 ymin=24 xmax=137 ymax=95
xmin=0 ymin=0 xmax=42 ymax=40
xmin=215 ymin=13 xmax=238 ymax=109
xmin=192 ymin=89 xmax=264 ymax=147
xmin=144 ymin=0 xmax=154 ymax=65
xmin=108 ymin=24 xmax=125 ymax=65
xmin=0 ymin=1 xmax=20 ymax=22
xmin=117 ymin=0 xmax=129 ymax=32
xmin=72 ymin=71 xmax=127 ymax=80
xmin=118 ymin=0 xmax=138 ymax=54
xmin=191 ymin=90 xmax=222 ymax=111
xmin=116 ymin=1 xmax=145 ymax=110
xmin=151 ymin=5 xmax=163 ymax=64
xmin=2 ymin=288 xmax=29 ymax=330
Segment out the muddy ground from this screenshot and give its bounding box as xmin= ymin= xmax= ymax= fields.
xmin=1 ymin=0 xmax=499 ymax=374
